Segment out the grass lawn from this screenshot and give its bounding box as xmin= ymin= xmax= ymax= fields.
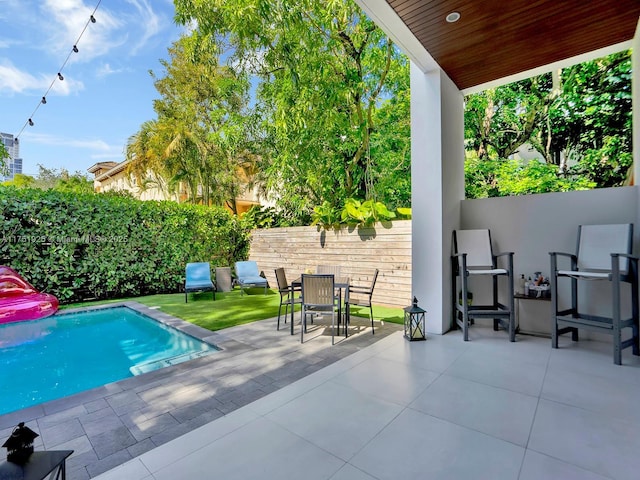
xmin=63 ymin=288 xmax=405 ymax=331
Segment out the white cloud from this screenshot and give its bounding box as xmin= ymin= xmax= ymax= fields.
xmin=96 ymin=63 xmax=129 ymax=77
xmin=0 ymin=60 xmax=84 ymax=95
xmin=21 ymin=131 xmax=111 ymax=151
xmin=42 ymin=0 xmax=126 ymax=62
xmin=124 ymin=0 xmax=164 ymax=54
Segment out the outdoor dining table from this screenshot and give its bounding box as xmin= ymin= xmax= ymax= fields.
xmin=290 ymin=275 xmax=350 ymax=336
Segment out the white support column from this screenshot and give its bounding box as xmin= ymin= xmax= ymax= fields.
xmin=633 ymin=21 xmax=640 ymax=242
xmin=633 ymin=20 xmax=640 ymax=184
xmin=411 ymin=63 xmax=465 ymax=334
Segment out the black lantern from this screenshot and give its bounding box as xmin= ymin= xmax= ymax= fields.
xmin=2 ymin=422 xmax=39 ymax=464
xmin=404 ymin=296 xmax=426 ymax=341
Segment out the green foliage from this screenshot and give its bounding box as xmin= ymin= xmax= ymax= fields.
xmin=464 ymin=50 xmax=632 ymax=196
xmin=311 ymin=197 xmax=407 ymax=229
xmin=464 ymin=154 xmax=595 ymax=198
xmin=573 ymin=136 xmax=632 ymax=188
xmin=340 ymin=198 xmax=396 ymax=226
xmin=126 ymin=32 xmax=255 ymax=211
xmin=2 ymin=174 xmax=35 ymax=188
xmin=0 ymin=186 xmax=250 ymax=304
xmin=0 ymin=143 xmax=8 ymax=177
xmin=241 ymin=205 xmax=311 ymax=229
xmin=311 ymin=201 xmax=342 ymax=229
xmin=174 ymin=0 xmax=411 ymax=216
xmin=3 ymin=166 xmax=93 ymax=194
xmin=395 ymin=207 xmax=412 ymax=219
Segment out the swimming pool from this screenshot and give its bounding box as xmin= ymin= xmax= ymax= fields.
xmin=0 ymin=305 xmax=218 ymax=415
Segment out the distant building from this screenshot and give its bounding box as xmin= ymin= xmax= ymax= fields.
xmin=0 ymin=132 xmax=23 ymax=181
xmin=87 ymin=160 xmax=263 ymax=214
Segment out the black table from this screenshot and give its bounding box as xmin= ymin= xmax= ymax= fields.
xmin=0 ymin=451 xmax=73 ymax=480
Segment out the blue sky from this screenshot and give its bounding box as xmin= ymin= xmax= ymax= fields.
xmin=0 ymin=0 xmax=185 ymax=176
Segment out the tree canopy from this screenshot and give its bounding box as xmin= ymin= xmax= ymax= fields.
xmin=1 ymin=165 xmax=93 ymax=194
xmin=125 ymin=33 xmax=255 ymax=213
xmin=173 ymin=0 xmax=411 ymax=217
xmin=0 ymin=143 xmax=8 ymax=177
xmin=464 ymin=50 xmax=632 ymax=198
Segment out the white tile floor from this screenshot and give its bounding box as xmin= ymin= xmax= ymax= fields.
xmin=94 ymin=326 xmax=640 ymax=480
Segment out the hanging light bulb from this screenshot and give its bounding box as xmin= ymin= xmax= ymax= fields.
xmin=28 ymin=119 xmax=34 ymax=126
xmin=58 ymin=72 xmax=64 ymax=81
xmin=90 ymin=15 xmax=96 ymax=23
xmin=73 ymin=45 xmax=79 ymax=53
xmin=41 ymin=97 xmax=47 ymax=104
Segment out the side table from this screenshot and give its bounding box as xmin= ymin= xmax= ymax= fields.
xmin=514 ymin=293 xmax=551 ymax=336
xmin=0 ymin=450 xmax=73 ymax=480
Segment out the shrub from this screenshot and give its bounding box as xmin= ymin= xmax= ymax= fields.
xmin=0 ymin=186 xmax=250 ymax=303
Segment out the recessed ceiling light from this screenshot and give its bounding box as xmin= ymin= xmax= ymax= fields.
xmin=446 ymin=11 xmax=461 ymax=23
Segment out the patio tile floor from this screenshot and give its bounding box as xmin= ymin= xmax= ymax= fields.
xmin=91 ymin=323 xmax=640 ymax=480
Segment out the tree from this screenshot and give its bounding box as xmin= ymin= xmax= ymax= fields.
xmin=126 ymin=33 xmax=254 ymax=212
xmin=2 ymin=173 xmax=35 ymax=188
xmin=464 ymin=50 xmax=632 ymax=198
xmin=174 ymin=0 xmax=409 ymax=215
xmin=33 ymin=165 xmax=93 ymax=193
xmin=543 ymin=51 xmax=632 ymax=186
xmin=2 ymin=166 xmax=93 ymax=193
xmin=0 ymin=143 xmax=8 ymax=177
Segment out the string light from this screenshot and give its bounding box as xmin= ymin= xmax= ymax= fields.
xmin=15 ymin=0 xmax=102 ymax=139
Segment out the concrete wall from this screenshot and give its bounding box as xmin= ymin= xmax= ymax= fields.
xmin=460 ymin=186 xmax=639 ymax=335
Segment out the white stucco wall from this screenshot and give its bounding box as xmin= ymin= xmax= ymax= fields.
xmin=460 ymin=186 xmax=639 ymax=335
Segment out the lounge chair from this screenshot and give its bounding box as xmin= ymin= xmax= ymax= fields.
xmin=234 ymin=260 xmax=268 ymax=296
xmin=185 ymin=262 xmax=215 ymax=302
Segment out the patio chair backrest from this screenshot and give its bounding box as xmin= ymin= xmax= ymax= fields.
xmin=274 ymin=267 xmax=290 ymax=292
xmin=235 ymin=260 xmax=260 ymax=279
xmin=453 ymin=229 xmax=493 ymax=268
xmin=186 ymin=262 xmax=212 ymax=283
xmin=302 ymin=274 xmax=335 ymax=307
xmin=316 ymin=265 xmax=342 ymax=277
xmin=368 ymin=269 xmax=379 ymax=293
xmin=577 ymin=224 xmax=633 ymax=272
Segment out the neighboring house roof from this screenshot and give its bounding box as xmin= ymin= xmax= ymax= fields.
xmin=91 ymin=160 xmax=131 ymax=182
xmin=86 ymin=161 xmax=120 ymax=175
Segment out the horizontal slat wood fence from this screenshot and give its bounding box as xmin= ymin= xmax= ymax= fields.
xmin=248 ymin=220 xmax=412 ymax=307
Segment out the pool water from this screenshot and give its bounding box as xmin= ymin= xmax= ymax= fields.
xmin=0 ymin=306 xmax=218 ymax=415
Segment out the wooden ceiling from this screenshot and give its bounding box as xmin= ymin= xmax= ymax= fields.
xmin=385 ymin=0 xmax=640 ymax=90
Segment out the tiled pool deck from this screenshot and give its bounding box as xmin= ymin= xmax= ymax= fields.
xmin=0 ymin=302 xmax=400 ymax=479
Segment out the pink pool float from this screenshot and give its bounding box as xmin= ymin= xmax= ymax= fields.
xmin=0 ymin=266 xmax=59 ymax=324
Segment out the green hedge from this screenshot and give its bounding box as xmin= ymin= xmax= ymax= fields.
xmin=0 ymin=186 xmax=250 ymax=303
